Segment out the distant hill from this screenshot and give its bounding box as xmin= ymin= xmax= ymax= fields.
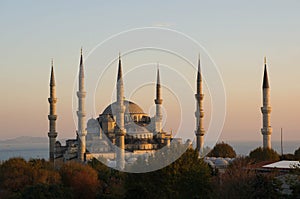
xmin=0 ymin=136 xmax=48 ymax=144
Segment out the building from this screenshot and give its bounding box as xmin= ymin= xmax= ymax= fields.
xmin=49 ymin=50 xmax=195 ymax=167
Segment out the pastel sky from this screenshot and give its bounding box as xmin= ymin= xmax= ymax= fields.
xmin=0 ymin=0 xmax=300 ymax=143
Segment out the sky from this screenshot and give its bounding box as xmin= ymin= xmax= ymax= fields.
xmin=0 ymin=0 xmax=300 ymax=144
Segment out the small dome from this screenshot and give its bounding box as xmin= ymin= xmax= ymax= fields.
xmin=215 ymin=158 xmax=229 ymax=166
xmin=87 ymin=118 xmax=99 ymax=127
xmin=209 ymin=157 xmax=216 ymax=161
xmin=102 ymin=100 xmax=145 ymax=115
xmin=126 ymin=124 xmax=153 ymax=139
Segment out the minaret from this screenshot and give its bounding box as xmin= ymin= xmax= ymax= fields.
xmin=195 ymin=55 xmax=205 ymax=153
xmin=154 ymin=64 xmax=163 ymax=134
xmin=115 ymin=54 xmax=126 ymax=170
xmin=261 ymin=57 xmax=272 ymax=149
xmin=77 ymin=48 xmax=87 ymax=161
xmin=48 ymin=59 xmax=58 ymax=163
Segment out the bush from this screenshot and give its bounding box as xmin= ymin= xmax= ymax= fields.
xmin=249 ymin=147 xmax=280 ymax=163
xmin=280 ymin=153 xmax=296 ymax=160
xmin=207 ymin=142 xmax=236 ymax=158
xmin=218 ymin=157 xmax=282 ymax=198
xmin=294 ymin=147 xmax=300 ymax=160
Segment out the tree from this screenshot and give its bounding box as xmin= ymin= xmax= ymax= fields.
xmin=218 ymin=157 xmax=282 ymax=198
xmin=60 ymin=161 xmax=100 ymax=199
xmin=88 ymin=158 xmax=126 ymax=198
xmin=280 ymin=153 xmax=296 ymax=160
xmin=21 ymin=184 xmax=73 ymax=199
xmin=207 ymin=142 xmax=236 ymax=158
xmin=125 ymin=148 xmax=214 ymax=199
xmin=294 ymin=147 xmax=300 ymax=160
xmin=29 ymin=158 xmax=61 ymax=185
xmin=0 ymin=158 xmax=34 ymax=196
xmin=249 ymin=147 xmax=280 ymax=163
xmin=0 ymin=158 xmax=63 ymax=198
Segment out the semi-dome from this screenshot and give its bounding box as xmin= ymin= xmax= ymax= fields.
xmin=102 ymin=100 xmax=145 ymax=115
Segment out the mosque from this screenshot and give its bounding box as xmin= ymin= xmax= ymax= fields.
xmin=47 ymin=49 xmax=272 ymax=169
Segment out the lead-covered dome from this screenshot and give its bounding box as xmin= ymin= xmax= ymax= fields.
xmin=102 ymin=100 xmax=145 ymax=115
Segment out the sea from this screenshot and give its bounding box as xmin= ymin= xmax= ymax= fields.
xmin=0 ymin=137 xmax=299 ymax=161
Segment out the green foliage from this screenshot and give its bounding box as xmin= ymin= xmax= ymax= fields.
xmin=249 ymin=147 xmax=280 ymax=163
xmin=291 ymin=177 xmax=300 ymax=198
xmin=21 ymin=184 xmax=73 ymax=199
xmin=125 ymin=148 xmax=214 ymax=199
xmin=294 ymin=147 xmax=300 ymax=160
xmin=207 ymin=142 xmax=236 ymax=158
xmin=0 ymin=147 xmax=295 ymax=199
xmin=280 ymin=153 xmax=296 ymax=160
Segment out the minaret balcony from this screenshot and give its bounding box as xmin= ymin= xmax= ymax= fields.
xmin=48 ymin=115 xmax=57 ymax=120
xmin=261 ymin=127 xmax=272 ymax=135
xmin=77 ymin=91 xmax=86 ymax=98
xmin=48 ymin=132 xmax=58 ymax=138
xmin=200 ymin=111 xmax=204 ymax=118
xmin=155 ymin=99 xmax=163 ymax=104
xmin=261 ymin=107 xmax=272 ymax=114
xmin=195 ymin=128 xmax=205 ymax=136
xmin=48 ymin=98 xmax=57 ymax=103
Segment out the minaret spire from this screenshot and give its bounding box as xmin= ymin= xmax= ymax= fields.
xmin=196 ymin=54 xmax=202 ymax=94
xmin=48 ymin=59 xmax=58 ymax=163
xmin=117 ymin=53 xmax=122 ymax=81
xmin=115 ymin=53 xmax=126 ymax=170
xmin=77 ymin=48 xmax=87 ymax=162
xmin=50 ymin=59 xmax=55 ymax=86
xmin=195 ymin=55 xmax=205 ymax=154
xmin=155 ymin=63 xmax=163 ymax=134
xmin=263 ymin=57 xmax=269 ymax=88
xmin=261 ymin=57 xmax=272 ymax=149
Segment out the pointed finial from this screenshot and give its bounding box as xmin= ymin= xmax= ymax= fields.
xmin=263 ymin=56 xmax=269 ymax=88
xmin=197 ymin=54 xmax=202 ymax=82
xmin=50 ymin=59 xmax=55 ymax=86
xmin=51 ymin=58 xmax=54 ymax=68
xmin=117 ymin=52 xmax=122 ymax=81
xmin=80 ymin=48 xmax=83 ymax=66
xmin=157 ymin=63 xmax=160 ymax=84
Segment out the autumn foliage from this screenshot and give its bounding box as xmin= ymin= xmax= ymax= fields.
xmin=0 ymin=146 xmax=298 ymax=199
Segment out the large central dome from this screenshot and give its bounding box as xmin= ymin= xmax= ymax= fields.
xmin=102 ymin=100 xmax=145 ymax=115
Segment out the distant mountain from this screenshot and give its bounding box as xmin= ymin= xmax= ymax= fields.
xmin=0 ymin=136 xmax=48 ymax=144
